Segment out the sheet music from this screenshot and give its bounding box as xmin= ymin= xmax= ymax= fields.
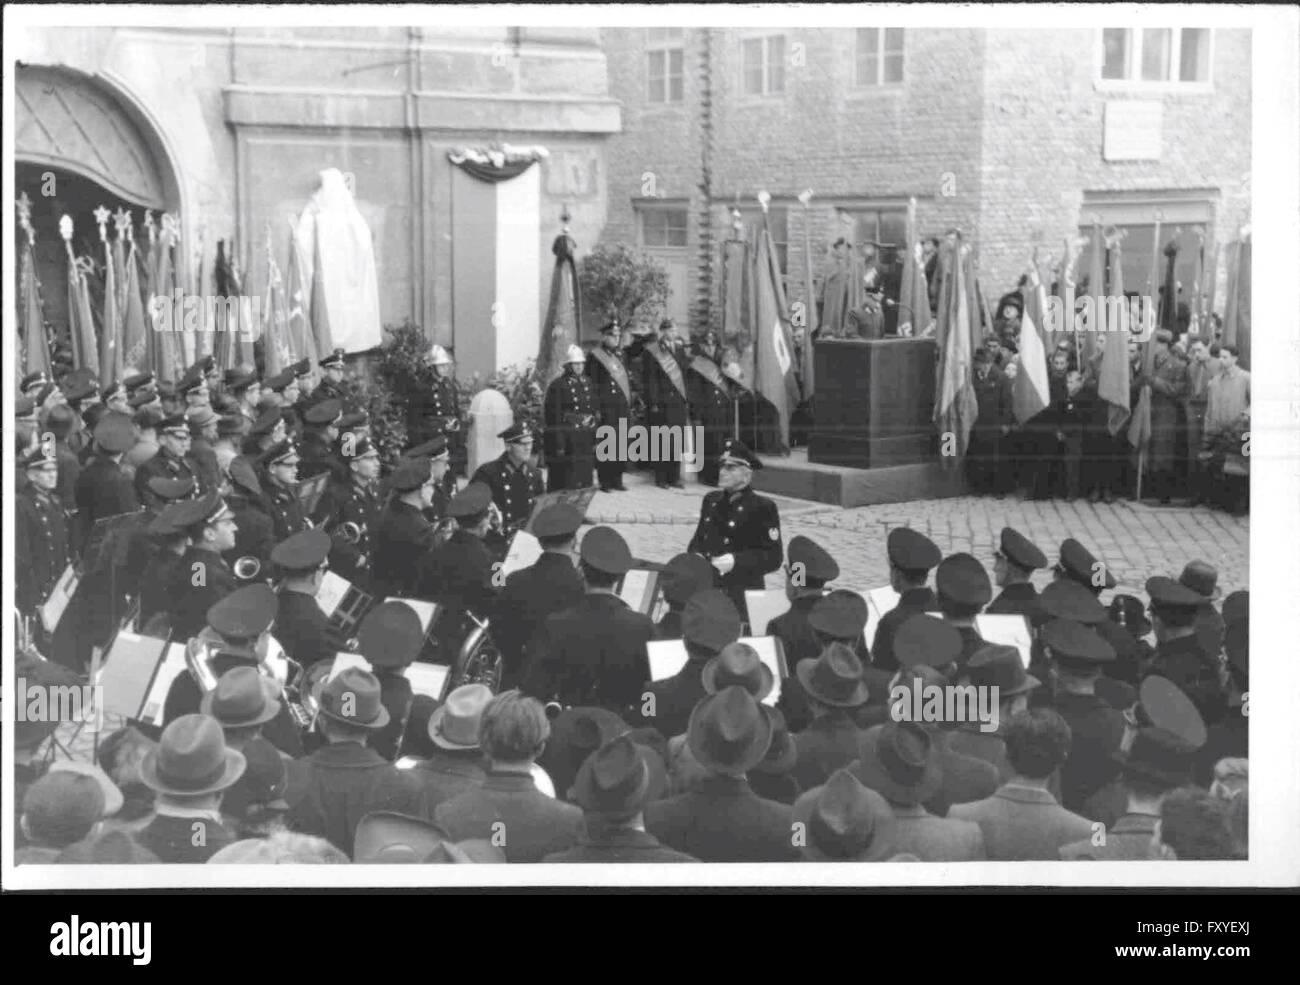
xmin=315 ymin=570 xmax=352 ymax=617
xmin=646 ymin=636 xmax=785 ymax=706
xmin=745 ymin=589 xmax=790 ymax=637
xmin=405 ymin=662 xmax=450 ymax=702
xmin=975 ymin=614 xmax=1035 ymax=670
xmin=40 ymin=564 xmax=78 ymax=634
xmin=619 ymin=569 xmax=658 ymax=615
xmin=96 ymin=633 xmax=169 ymax=723
xmin=327 ymin=651 xmax=371 ymax=681
xmin=864 ymin=585 xmax=900 ymax=650
xmin=140 ymin=644 xmax=192 ymax=726
xmin=501 ymin=530 xmax=542 ymax=578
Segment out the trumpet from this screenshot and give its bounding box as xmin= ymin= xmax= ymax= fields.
xmin=234 ymin=556 xmax=262 ymax=581
xmin=339 ymin=521 xmax=365 ymax=545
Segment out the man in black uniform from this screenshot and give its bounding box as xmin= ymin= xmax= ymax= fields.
xmin=270 ymin=528 xmax=346 ymax=671
xmin=1052 ymin=537 xmax=1142 ymax=686
xmin=493 ymin=504 xmax=586 ymax=692
xmin=967 ymin=348 xmax=1013 ymax=496
xmin=869 ymin=527 xmax=944 ymax=673
xmin=471 ymin=423 xmax=545 ymax=537
xmin=1143 ymin=576 xmax=1228 ymax=727
xmin=223 ymin=456 xmax=275 ymax=578
xmin=935 ymin=553 xmax=992 ymax=670
xmin=298 ymin=398 xmax=344 ymax=482
xmin=169 ymin=492 xmax=241 ymax=639
xmin=137 ymin=503 xmax=193 ymax=632
xmin=986 ymin=526 xmax=1047 ymax=619
xmin=399 ymin=435 xmax=453 ymax=525
xmin=641 ymin=318 xmax=690 ymax=488
xmin=409 ymin=344 xmax=464 ymax=475
xmin=686 ymin=341 xmax=736 ymax=487
xmin=313 ymin=435 xmax=383 ymax=591
xmin=135 ymin=413 xmax=205 ymax=511
xmin=417 ymin=482 xmax=499 ymax=660
xmin=686 ymin=438 xmax=782 ymax=618
xmin=524 ymin=526 xmax=654 ymax=715
xmin=764 ymin=535 xmax=839 ymax=670
xmin=543 ymin=345 xmax=598 ymax=492
xmin=257 ymin=441 xmax=310 ymax=542
xmin=369 ymin=456 xmax=438 ymax=600
xmin=307 ymin=348 xmax=348 ymax=411
xmin=15 ymin=445 xmax=73 ymax=626
xmin=74 ymin=412 xmax=140 ymax=554
xmin=586 ymin=321 xmax=632 ymax=492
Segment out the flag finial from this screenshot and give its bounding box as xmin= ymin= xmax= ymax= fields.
xmin=59 ymin=215 xmax=73 ymax=242
xmin=797 ymin=189 xmax=813 ymax=208
xmin=757 ymin=190 xmax=771 ymax=213
xmin=93 ymin=205 xmax=111 ymax=239
xmin=114 ymin=208 xmax=132 ymax=239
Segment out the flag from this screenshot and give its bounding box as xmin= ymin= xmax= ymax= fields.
xmin=228 ymin=251 xmax=255 ymax=372
xmin=20 ymin=234 xmax=51 ymax=380
xmin=65 ymin=232 xmax=100 ymax=379
xmin=538 ymin=232 xmax=582 ymax=387
xmin=1084 ymin=222 xmax=1107 ymax=362
xmin=262 ymin=238 xmax=292 ymax=377
xmin=1127 ymin=221 xmax=1163 ymax=453
xmin=897 ymin=202 xmax=932 ymax=341
xmin=151 ymin=220 xmax=181 ymax=382
xmin=1227 ymin=237 xmax=1251 ymax=369
xmin=309 ymin=229 xmax=336 ymax=359
xmin=120 ymin=239 xmax=149 ymax=372
xmin=286 ymin=228 xmax=319 ymax=367
xmin=933 ymin=240 xmax=978 ymax=457
xmin=1097 ymin=239 xmax=1131 ymax=435
xmin=752 ymin=214 xmax=799 ymax=453
xmin=99 ymin=228 xmax=121 ymax=387
xmin=1013 ymin=268 xmax=1051 ymax=425
xmin=800 ymin=207 xmax=819 ymax=400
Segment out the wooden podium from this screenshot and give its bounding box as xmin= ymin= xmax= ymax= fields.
xmin=809 ymin=337 xmax=938 ymax=469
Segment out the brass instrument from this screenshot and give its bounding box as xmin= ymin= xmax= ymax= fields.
xmin=233 ymin=556 xmax=262 ymax=581
xmin=449 ymin=611 xmax=502 ymax=693
xmin=339 ymin=521 xmax=364 ymax=545
xmin=184 ymin=630 xmax=314 ymax=731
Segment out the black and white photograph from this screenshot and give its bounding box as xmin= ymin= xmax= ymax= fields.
xmin=3 ymin=3 xmax=1296 ymax=907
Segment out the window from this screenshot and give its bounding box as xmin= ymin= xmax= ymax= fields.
xmin=1101 ymin=28 xmax=1211 ymax=84
xmin=856 ymin=28 xmax=904 ymax=86
xmin=639 ymin=206 xmax=689 ymax=248
xmin=736 ymin=206 xmax=790 ymax=276
xmin=647 ymin=28 xmax=684 ymax=104
xmin=742 ymin=34 xmax=786 ymax=96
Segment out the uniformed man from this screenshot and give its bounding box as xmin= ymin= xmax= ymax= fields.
xmin=224 ymin=456 xmax=276 ymax=579
xmin=1038 ymin=618 xmax=1124 ymax=814
xmin=102 ymin=380 xmax=132 ymax=416
xmin=136 ymin=502 xmax=194 ymax=632
xmin=21 ymin=370 xmax=53 ymax=402
xmin=313 ymin=435 xmax=383 ymax=590
xmin=178 ymin=372 xmax=211 ymax=413
xmin=470 ymin=423 xmax=545 ymax=537
xmin=226 ymin=369 xmax=261 ymax=424
xmin=416 ymin=482 xmax=499 ymax=658
xmin=400 ymin=435 xmax=454 ymax=524
xmin=868 ymin=528 xmax=943 ymax=674
xmin=122 ymin=475 xmax=197 ymax=605
xmin=641 ymin=318 xmax=690 ymax=488
xmin=409 ymin=344 xmax=464 ymax=472
xmin=270 ymin=528 xmax=347 ymax=671
xmin=586 ymin=321 xmax=632 ymax=492
xmin=74 ymin=412 xmax=140 ymax=554
xmin=765 ymin=535 xmax=839 ymax=679
xmin=168 ymin=491 xmax=241 ymax=639
xmin=124 ymin=406 xmax=162 ymax=472
xmin=935 ymin=553 xmax=992 ymax=669
xmin=543 ymin=344 xmax=598 ymax=492
xmin=493 ymin=503 xmax=586 ymax=692
xmin=61 ymin=379 xmax=98 ymax=457
xmin=134 ymin=413 xmax=204 ymax=511
xmin=370 ymin=456 xmax=439 ymax=600
xmin=1138 ymin=328 xmax=1190 ymax=504
xmin=687 ymin=438 xmax=782 ymax=618
xmin=186 ymin=405 xmax=223 ymax=494
xmin=967 ymin=348 xmax=1014 ymax=496
xmin=212 ymin=414 xmax=246 ymax=479
xmin=16 ymin=445 xmax=73 ymax=623
xmin=256 ymin=441 xmax=310 ymax=542
xmin=686 ymin=342 xmax=736 ymax=488
xmin=299 ymin=398 xmax=344 ymax=482
xmin=654 ymin=552 xmax=717 ymax=640
xmin=1050 ymin=537 xmax=1144 ymax=685
xmin=43 ymin=404 xmax=82 ymax=516
xmin=311 ymin=348 xmax=348 ymax=409
xmin=243 ymin=407 xmax=288 ymax=459
xmin=124 ymin=371 xmax=156 ymax=404
xmin=523 ymin=526 xmax=655 ymax=715
xmin=987 ymin=527 xmax=1047 ymax=619
xmin=1144 ymin=576 xmax=1228 ymax=726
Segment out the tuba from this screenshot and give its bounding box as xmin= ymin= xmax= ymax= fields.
xmin=339 ymin=521 xmax=364 ymax=545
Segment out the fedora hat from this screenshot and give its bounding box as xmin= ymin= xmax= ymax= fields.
xmin=538 ymin=706 xmax=629 ymax=800
xmin=428 ymin=683 xmax=493 ymax=750
xmin=751 ymin=707 xmax=798 ymax=776
xmin=46 ymin=760 xmax=124 ymax=818
xmin=792 ymin=769 xmax=898 ymax=862
xmin=568 ymin=735 xmax=652 ymax=816
xmin=1178 ymin=561 xmax=1221 ymax=602
xmin=796 ymin=642 xmax=870 ymax=708
xmin=354 ymin=812 xmax=453 ymax=864
xmin=687 ymin=686 xmax=774 ymax=775
xmin=140 ymin=714 xmax=247 ymax=797
xmin=317 ymin=668 xmax=391 ymax=730
xmin=701 ymin=641 xmax=774 ymax=701
xmin=853 ymin=722 xmax=943 ymax=807
xmin=200 ymin=666 xmax=282 ymax=729
xmin=963 ymin=644 xmax=1040 ymax=697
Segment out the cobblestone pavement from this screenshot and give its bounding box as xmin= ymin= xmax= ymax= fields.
xmin=588 ymin=470 xmax=1249 ymax=599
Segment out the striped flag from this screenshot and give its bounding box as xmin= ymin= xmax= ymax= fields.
xmin=62 ymin=216 xmax=100 ymax=379
xmin=286 ymin=227 xmax=319 ymax=366
xmin=538 ymin=232 xmax=581 ymax=387
xmin=799 ymin=202 xmax=819 ymax=399
xmin=20 ymin=229 xmax=51 ymax=381
xmin=98 ymin=214 xmax=122 ymax=387
xmin=1013 ymin=267 xmax=1051 ymax=425
xmin=897 ymin=200 xmax=932 ymax=340
xmin=933 ymin=240 xmax=978 ymax=457
xmin=262 ymin=235 xmax=292 ymax=377
xmin=310 ymin=231 xmax=335 ymax=359
xmin=151 ymin=218 xmax=182 ymax=382
xmin=120 ymin=237 xmax=149 ymax=373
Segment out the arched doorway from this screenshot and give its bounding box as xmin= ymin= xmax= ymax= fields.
xmin=15 ymin=64 xmax=181 ymax=370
